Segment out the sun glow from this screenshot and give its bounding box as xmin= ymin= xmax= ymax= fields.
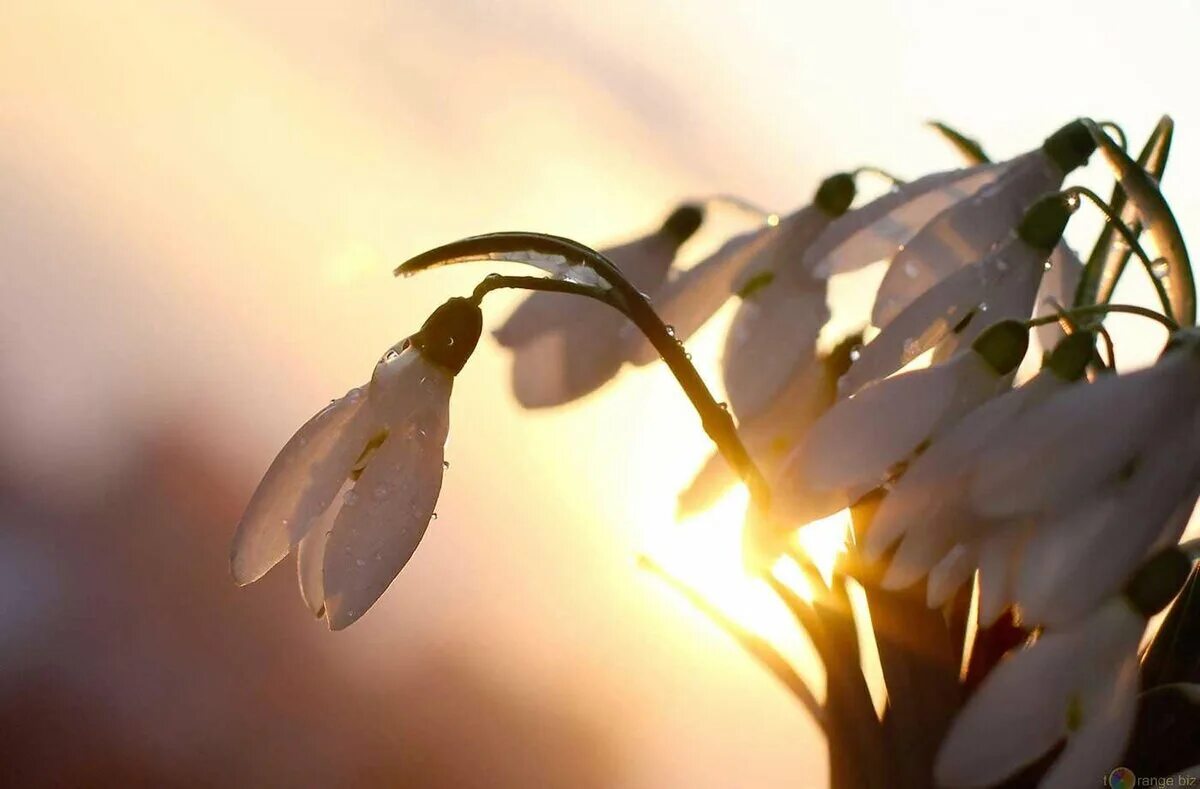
xmin=642 ymin=484 xmax=852 ymax=651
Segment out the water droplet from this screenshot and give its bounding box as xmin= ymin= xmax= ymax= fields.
xmin=486 ymin=272 xmax=502 ymax=280
xmin=665 ymin=325 xmax=676 ymax=338
xmin=343 ymin=490 xmax=360 ymax=507
xmin=684 ymin=352 xmax=693 ymax=360
xmin=355 ymin=558 xmax=365 ymax=567
xmin=718 ymin=402 xmax=729 ymax=411
xmin=382 ymin=348 xmax=400 ymax=363
xmin=979 ymin=302 xmax=989 ymax=312
xmin=1043 ymin=260 xmax=1053 ymax=271
xmin=375 ymin=552 xmax=383 ymax=561
xmin=281 ymin=518 xmax=289 ymax=527
xmin=442 ymin=460 xmax=450 ymax=469
xmin=849 ymin=348 xmax=861 ymax=362
xmin=903 ymin=262 xmax=918 ymax=279
xmin=431 ymin=512 xmax=439 ymax=521
xmin=995 ymin=259 xmax=1008 ymax=272
xmin=903 ymin=338 xmax=920 ymax=358
xmin=372 ymin=484 xmax=389 ymax=501
xmin=1151 ymin=258 xmax=1170 ymax=279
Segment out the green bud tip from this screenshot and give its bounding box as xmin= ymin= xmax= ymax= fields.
xmin=1125 ymin=547 xmax=1193 ymax=618
xmin=661 ymin=204 xmax=704 ymax=247
xmin=1017 ymin=193 xmax=1071 ymax=252
xmin=1045 ymin=331 xmax=1095 ymax=380
xmin=814 ymin=173 xmax=856 ymax=217
xmin=971 ymin=319 xmax=1029 ymax=375
xmin=411 ymin=297 xmax=483 ymax=374
xmin=1042 ymin=119 xmax=1097 ymax=173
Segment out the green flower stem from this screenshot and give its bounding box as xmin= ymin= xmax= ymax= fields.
xmin=1028 ymin=303 xmax=1180 ymax=334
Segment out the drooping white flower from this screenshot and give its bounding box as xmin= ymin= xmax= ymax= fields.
xmin=494 ymin=205 xmax=703 ymax=407
xmin=935 ymin=597 xmax=1144 ymax=788
xmin=839 ymin=193 xmax=1072 ymax=395
xmin=773 ymin=320 xmax=1029 ymax=525
xmin=231 ymin=298 xmax=482 ymax=630
xmin=624 ymin=173 xmax=856 ymax=370
xmin=972 ymin=341 xmax=1200 ymax=521
xmin=870 ymin=120 xmax=1097 ymax=330
xmin=863 ymin=332 xmax=1094 ymax=592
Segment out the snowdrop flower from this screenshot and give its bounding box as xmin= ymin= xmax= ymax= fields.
xmin=494 ymin=204 xmax=703 ymax=407
xmin=936 ymin=548 xmax=1193 ymax=787
xmin=676 ymin=334 xmax=857 ymax=518
xmin=935 ymin=597 xmax=1143 ymax=787
xmin=774 ymin=320 xmax=1029 ymax=525
xmin=869 ymin=120 xmax=1095 ymax=330
xmin=864 ymin=331 xmax=1094 ymax=595
xmin=839 ymin=192 xmax=1072 ymax=395
xmin=967 ymin=340 xmax=1200 ymax=626
xmin=230 ymin=297 xmax=482 ymax=630
xmin=624 ymin=173 xmax=856 ymax=376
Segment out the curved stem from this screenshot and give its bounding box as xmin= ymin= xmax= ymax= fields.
xmin=400 ymin=233 xmax=773 ymax=540
xmin=699 ymin=194 xmax=779 ymax=224
xmin=851 ymin=166 xmax=906 ymax=187
xmin=1097 ymin=120 xmax=1128 ymax=151
xmin=469 ymin=274 xmax=613 ymax=306
xmin=1063 ymin=186 xmax=1177 ymax=322
xmin=1028 ymin=303 xmax=1179 ymax=333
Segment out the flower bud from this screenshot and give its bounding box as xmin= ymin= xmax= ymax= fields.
xmin=1125 ymin=547 xmax=1193 ymax=618
xmin=411 ymin=297 xmax=483 ymax=374
xmin=1045 ymin=330 xmax=1095 ymax=380
xmin=1017 ymin=194 xmax=1071 ymax=252
xmin=660 ymin=203 xmax=705 ymax=247
xmin=1042 ymin=119 xmax=1097 ymax=173
xmin=971 ymin=319 xmax=1029 ymax=375
xmin=814 ymin=172 xmax=856 ymax=217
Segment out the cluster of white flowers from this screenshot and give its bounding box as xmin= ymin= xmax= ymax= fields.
xmin=231 ymin=116 xmax=1199 ymax=786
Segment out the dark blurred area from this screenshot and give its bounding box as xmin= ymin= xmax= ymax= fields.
xmin=0 ymin=428 xmax=617 ymax=787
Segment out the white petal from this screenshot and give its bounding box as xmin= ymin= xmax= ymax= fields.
xmin=872 ymin=152 xmax=1060 ymax=329
xmin=805 ymin=162 xmax=1010 ymax=279
xmin=977 ymin=525 xmax=1026 ymax=626
xmin=841 ymin=238 xmax=1044 ymax=395
xmin=323 ymin=362 xmax=453 ymax=630
xmin=509 ymin=300 xmax=627 ymax=408
xmin=723 ymin=276 xmax=828 ymax=420
xmin=297 ymin=490 xmax=345 ymax=617
xmin=494 ymin=235 xmax=674 ymax=348
xmin=867 ymin=373 xmax=1059 ymax=559
xmin=1017 ymin=427 xmax=1200 ymax=628
xmin=627 ymin=207 xmax=828 ymax=366
xmin=798 ymin=351 xmax=1001 ymax=493
xmin=625 ymin=229 xmax=766 ymax=365
xmin=935 ymin=625 xmax=1077 ymax=787
xmin=1034 ymin=243 xmax=1084 ymax=352
xmin=1040 ymin=656 xmax=1138 ymax=788
xmin=231 ymin=387 xmax=368 ymax=585
xmin=972 ymin=353 xmax=1198 ymax=520
xmin=926 ymin=544 xmax=976 ymax=607
xmin=884 ymin=496 xmax=975 ymax=591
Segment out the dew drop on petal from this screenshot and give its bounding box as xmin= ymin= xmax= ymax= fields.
xmin=343 ymin=490 xmax=360 ymax=507
xmin=718 ymin=402 xmax=729 ymax=411
xmin=979 ymin=302 xmax=989 ymax=312
xmin=665 ymin=325 xmax=676 ymax=338
xmin=1044 ymin=260 xmax=1053 ymax=271
xmin=903 ymin=262 xmax=918 ymax=279
xmin=442 ymin=460 xmax=450 ymax=470
xmin=1152 ymin=258 xmax=1170 ymax=279
xmin=849 ymin=348 xmax=861 ymax=362
xmin=431 ymin=512 xmax=439 ymax=521
xmin=355 ymin=558 xmax=365 ymax=567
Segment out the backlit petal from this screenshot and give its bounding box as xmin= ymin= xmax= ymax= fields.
xmin=872 ymin=153 xmax=1059 ymax=328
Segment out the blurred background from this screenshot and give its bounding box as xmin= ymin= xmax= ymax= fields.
xmin=3 ymin=1 xmax=1200 ymax=786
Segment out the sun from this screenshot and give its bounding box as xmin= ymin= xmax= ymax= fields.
xmin=641 ymin=485 xmax=852 ymax=648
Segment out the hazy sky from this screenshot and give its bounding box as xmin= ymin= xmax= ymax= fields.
xmin=3 ymin=2 xmax=1199 ymax=785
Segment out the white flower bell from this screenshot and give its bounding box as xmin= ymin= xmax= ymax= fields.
xmin=495 ymin=205 xmax=703 ymax=407
xmin=935 ymin=598 xmax=1144 ymax=788
xmin=774 ymin=320 xmax=1029 ymax=525
xmin=624 ymin=173 xmax=856 ymax=373
xmin=864 ymin=331 xmax=1094 ymax=595
xmin=870 ymin=120 xmax=1096 ymax=330
xmin=839 ymin=193 xmax=1072 ymax=395
xmin=231 ymin=298 xmax=482 ymax=630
